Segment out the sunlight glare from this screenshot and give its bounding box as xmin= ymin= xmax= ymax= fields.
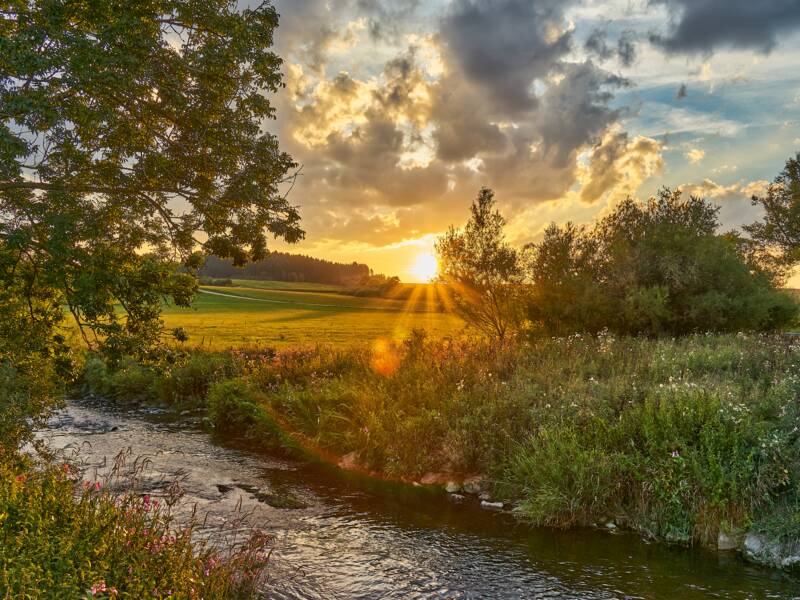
xmin=409 ymin=252 xmax=438 ymax=282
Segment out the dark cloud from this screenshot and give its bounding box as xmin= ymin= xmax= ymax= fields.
xmin=650 ymin=0 xmax=800 ymax=54
xmin=617 ymin=30 xmax=637 ymax=66
xmin=585 ymin=28 xmax=613 ymax=60
xmin=439 ymin=0 xmax=575 ymax=114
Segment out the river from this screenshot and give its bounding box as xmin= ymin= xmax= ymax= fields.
xmin=39 ymin=399 xmax=800 ymax=599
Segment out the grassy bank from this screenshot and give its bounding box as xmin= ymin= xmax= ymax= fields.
xmin=83 ymin=333 xmax=800 ymax=556
xmin=0 ymin=456 xmax=270 ymax=598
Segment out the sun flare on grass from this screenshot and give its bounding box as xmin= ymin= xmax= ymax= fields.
xmin=409 ymin=251 xmax=439 ymax=282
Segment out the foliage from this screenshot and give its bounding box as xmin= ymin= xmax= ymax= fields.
xmin=436 ymin=188 xmax=522 ymax=339
xmin=745 ymin=152 xmax=800 ymax=275
xmin=0 ymin=457 xmax=270 ymax=598
xmin=206 ymin=378 xmax=296 ymax=452
xmin=0 ymin=0 xmax=302 ymax=365
xmin=526 ymin=189 xmax=797 ymax=335
xmin=201 ymin=252 xmax=370 ymax=285
xmin=90 ymin=333 xmax=800 ymax=548
xmin=0 ymin=246 xmax=71 ymax=455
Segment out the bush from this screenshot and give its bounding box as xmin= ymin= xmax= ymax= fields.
xmin=207 ymin=378 xmax=295 ymax=453
xmin=526 ymin=190 xmax=798 ymax=335
xmin=83 ymin=356 xmax=157 ymax=403
xmin=154 ymin=354 xmax=235 ymax=407
xmin=0 ymin=458 xmax=270 ymax=598
xmin=231 ymin=333 xmax=800 ymax=547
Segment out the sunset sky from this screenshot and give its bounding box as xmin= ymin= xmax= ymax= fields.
xmin=264 ymin=0 xmax=800 ymax=282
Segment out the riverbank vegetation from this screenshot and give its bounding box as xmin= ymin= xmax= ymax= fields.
xmin=1 ymin=456 xmax=270 ymax=598
xmin=0 ymin=0 xmax=303 ymax=595
xmin=81 ymin=332 xmax=800 ymax=553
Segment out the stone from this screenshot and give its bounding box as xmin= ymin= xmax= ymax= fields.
xmin=480 ymin=500 xmax=504 ymax=510
xmin=216 ymin=484 xmax=234 ymax=494
xmin=717 ymin=530 xmax=740 ymax=551
xmin=445 ymin=481 xmax=461 ymax=494
xmin=743 ymin=532 xmax=783 ymax=567
xmin=448 ymin=493 xmax=465 ymax=502
xmin=420 ymin=472 xmax=445 ymax=485
xmin=462 ymin=476 xmax=485 ymax=495
xmin=781 ymin=555 xmax=800 ymax=569
xmin=605 ymin=522 xmax=617 ymax=530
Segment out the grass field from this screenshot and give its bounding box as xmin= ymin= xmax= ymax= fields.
xmin=160 ymin=283 xmax=464 ymax=349
xmin=229 ymin=279 xmax=346 ymax=293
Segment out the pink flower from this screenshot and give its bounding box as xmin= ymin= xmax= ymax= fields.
xmin=90 ymin=581 xmax=107 ymax=595
xmin=142 ymin=494 xmax=151 ymax=510
xmin=94 ymin=481 xmax=102 ymax=491
xmin=671 ymin=450 xmax=680 ymax=458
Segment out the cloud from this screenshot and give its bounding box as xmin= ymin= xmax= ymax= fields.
xmin=649 ymin=0 xmax=800 ymax=55
xmin=617 ymin=30 xmax=637 ymax=66
xmin=584 ymin=28 xmax=637 ymax=67
xmin=438 ymin=0 xmax=575 ymax=115
xmin=585 ymin=28 xmax=613 ymax=60
xmin=684 ymin=148 xmax=705 ymax=164
xmin=678 ymin=178 xmax=740 ymax=198
xmin=269 ymin=0 xmax=653 ymax=252
xmin=740 ymin=179 xmax=771 ymax=198
xmin=678 ymin=178 xmax=769 ymax=200
xmin=580 ymin=130 xmax=664 ymax=203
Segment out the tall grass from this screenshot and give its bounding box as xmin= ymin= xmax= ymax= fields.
xmin=84 ymin=332 xmax=800 ymax=548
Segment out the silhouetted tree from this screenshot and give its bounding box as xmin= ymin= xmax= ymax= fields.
xmin=436 ymin=188 xmax=522 ymax=339
xmin=744 ymin=153 xmax=800 ymax=280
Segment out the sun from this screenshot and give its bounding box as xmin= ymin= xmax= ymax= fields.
xmin=409 ymin=252 xmax=439 ymax=282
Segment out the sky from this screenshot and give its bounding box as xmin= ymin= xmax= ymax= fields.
xmin=263 ymin=0 xmax=800 ymax=282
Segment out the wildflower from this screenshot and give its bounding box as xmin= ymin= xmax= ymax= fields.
xmin=90 ymin=581 xmax=108 ymax=595
xmin=94 ymin=481 xmax=101 ymax=491
xmin=671 ymin=450 xmax=680 ymax=458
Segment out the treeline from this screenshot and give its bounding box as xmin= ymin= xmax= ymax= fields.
xmin=200 ymin=253 xmax=371 ymax=285
xmin=437 ymin=153 xmax=800 ymax=338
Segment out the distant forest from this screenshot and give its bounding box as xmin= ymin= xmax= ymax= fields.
xmin=200 ymin=253 xmax=372 ymax=285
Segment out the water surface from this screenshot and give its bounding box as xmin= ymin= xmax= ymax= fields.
xmin=40 ymin=400 xmax=800 ymax=599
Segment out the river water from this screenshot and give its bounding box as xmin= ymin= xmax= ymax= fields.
xmin=39 ymin=400 xmax=800 ymax=599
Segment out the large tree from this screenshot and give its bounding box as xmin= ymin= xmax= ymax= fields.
xmin=527 ymin=189 xmax=796 ymax=335
xmin=436 ymin=187 xmax=521 ymax=340
xmin=0 ymin=0 xmax=302 ymax=447
xmin=744 ymin=152 xmax=800 ymax=278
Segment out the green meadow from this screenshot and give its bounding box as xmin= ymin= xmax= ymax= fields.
xmin=160 ymin=281 xmax=464 ymax=349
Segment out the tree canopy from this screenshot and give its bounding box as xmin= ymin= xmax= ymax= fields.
xmin=527 ymin=189 xmax=796 ymax=335
xmin=744 ymin=152 xmax=800 ymax=277
xmin=436 ymin=187 xmax=522 ymax=339
xmin=0 ymin=0 xmax=301 ymax=449
xmin=0 ymin=0 xmax=302 ymax=357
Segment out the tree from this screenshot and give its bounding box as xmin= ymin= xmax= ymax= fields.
xmin=436 ymin=187 xmax=521 ymax=339
xmin=0 ymin=1 xmax=302 ymax=448
xmin=526 ymin=189 xmax=796 ymax=336
xmin=744 ymin=152 xmax=800 ymax=279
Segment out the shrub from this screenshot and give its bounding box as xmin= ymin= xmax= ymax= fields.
xmin=207 ymin=378 xmax=295 ymax=453
xmin=0 ymin=458 xmax=270 ymax=598
xmin=154 ymin=354 xmax=235 ymax=407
